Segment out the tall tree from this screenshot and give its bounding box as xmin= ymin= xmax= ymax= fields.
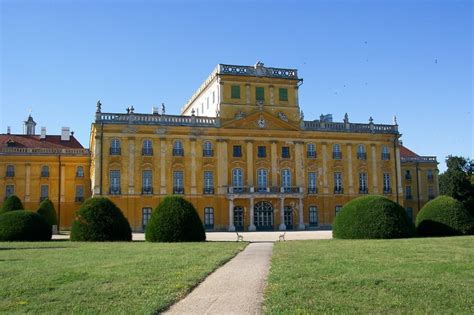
xmin=439 ymin=156 xmax=474 ymax=216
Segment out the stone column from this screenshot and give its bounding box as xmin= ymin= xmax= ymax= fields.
xmin=128 ymin=138 xmax=135 ymax=194
xmin=160 ymin=138 xmax=167 ymax=194
xmin=269 ymin=85 xmax=274 ymax=105
xmin=322 ymin=143 xmax=329 ymax=194
xmin=190 ymin=138 xmax=197 ymax=194
xmin=245 ymin=84 xmax=250 ymax=105
xmin=25 ymin=164 xmax=30 ymax=202
xmin=371 ymin=144 xmax=379 ymax=194
xmin=228 ymin=198 xmax=235 ymax=232
xmin=294 ymin=86 xmax=299 ymax=107
xmin=395 ymin=146 xmax=403 ymax=198
xmin=417 ymin=167 xmax=424 ymax=201
xmin=217 ymin=139 xmax=228 ymax=194
xmin=298 ymin=197 xmax=305 ymax=230
xmin=248 ymin=197 xmax=256 ymax=231
xmin=294 ymin=141 xmax=304 ymax=187
xmin=60 ymin=164 xmax=66 ymax=202
xmin=93 ymin=134 xmax=101 ymax=195
xmin=347 ymin=144 xmax=354 ymax=194
xmin=246 ymin=140 xmax=254 ymax=187
xmin=279 ymin=197 xmax=286 ymax=231
xmin=271 ymin=141 xmax=278 ymax=186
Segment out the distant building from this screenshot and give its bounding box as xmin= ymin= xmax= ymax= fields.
xmin=0 ymin=116 xmax=90 ymax=227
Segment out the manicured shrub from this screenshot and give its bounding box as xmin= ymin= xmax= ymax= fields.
xmin=1 ymin=195 xmax=24 ymax=214
xmin=146 ymin=196 xmax=206 ymax=242
xmin=70 ymin=197 xmax=132 ymax=242
xmin=37 ymin=198 xmax=58 ymax=226
xmin=0 ymin=210 xmax=52 ymax=241
xmin=333 ymin=195 xmax=415 ymax=239
xmin=416 ymin=195 xmax=474 ymax=237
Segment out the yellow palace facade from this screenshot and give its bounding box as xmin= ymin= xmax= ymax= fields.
xmin=88 ymin=62 xmax=433 ymax=232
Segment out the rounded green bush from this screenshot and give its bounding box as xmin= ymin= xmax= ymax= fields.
xmin=70 ymin=197 xmax=132 ymax=242
xmin=146 ymin=196 xmax=206 ymax=242
xmin=416 ymin=195 xmax=474 ymax=237
xmin=333 ymin=195 xmax=415 ymax=239
xmin=0 ymin=210 xmax=52 ymax=241
xmin=1 ymin=195 xmax=24 ymax=214
xmin=37 ymin=198 xmax=58 ymax=226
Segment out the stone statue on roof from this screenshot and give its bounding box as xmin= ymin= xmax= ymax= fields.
xmin=161 ymin=103 xmax=166 ymax=115
xmin=96 ymin=100 xmax=102 ymax=113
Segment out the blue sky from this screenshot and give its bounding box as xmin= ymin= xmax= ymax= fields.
xmin=1 ymin=0 xmax=472 ymax=171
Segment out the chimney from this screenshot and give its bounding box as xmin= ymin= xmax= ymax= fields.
xmin=61 ymin=127 xmax=70 ymax=141
xmin=7 ymin=126 xmax=11 ymax=134
xmin=40 ymin=127 xmax=46 ymax=139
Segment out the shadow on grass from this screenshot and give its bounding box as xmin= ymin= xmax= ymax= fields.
xmin=0 ymin=246 xmax=70 ymax=251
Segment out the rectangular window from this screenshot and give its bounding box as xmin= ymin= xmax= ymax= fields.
xmin=204 ymin=207 xmax=214 ymax=229
xmin=309 ymin=206 xmax=318 ymax=226
xmin=279 ymin=88 xmax=288 ymax=101
xmin=173 ymin=171 xmax=184 ymax=194
xmin=142 ymin=207 xmax=152 ymax=231
xmin=406 ymin=207 xmax=413 ymax=221
xmin=281 ymin=146 xmax=290 ymax=158
xmin=334 ymin=172 xmax=343 ymax=194
xmin=142 ymin=170 xmax=153 ymax=194
xmin=110 ymin=170 xmax=121 ymax=194
xmin=256 ymin=87 xmax=265 ymax=101
xmin=406 ymin=186 xmax=412 ymax=199
xmin=75 ymin=185 xmax=84 ymax=202
xmin=40 ymin=185 xmax=49 ymax=201
xmin=428 ymin=186 xmax=435 ymax=199
xmin=231 ymin=85 xmax=240 ymax=99
xmin=5 ymin=185 xmax=14 ymax=198
xmin=308 ymin=172 xmax=317 ymax=194
xmin=359 ymin=172 xmax=368 ymax=194
xmin=207 ymin=97 xmax=209 ymax=109
xmin=204 ymin=171 xmax=214 ymax=194
xmin=233 ymin=145 xmax=242 ymax=157
xmin=335 ymin=205 xmax=343 ymax=216
xmin=383 ymin=173 xmax=391 ymax=193
xmin=212 ymin=91 xmax=215 ymax=104
xmin=427 ymin=170 xmax=434 ymax=181
xmin=257 ymin=146 xmax=266 ymax=158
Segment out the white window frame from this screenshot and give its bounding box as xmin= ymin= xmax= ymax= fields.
xmin=232 ymin=168 xmax=243 ymax=188
xmin=257 ymin=168 xmax=268 ymax=190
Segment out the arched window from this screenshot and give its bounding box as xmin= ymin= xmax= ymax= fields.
xmin=203 ymin=141 xmax=213 ymax=157
xmin=41 ymin=165 xmax=49 ymax=177
xmin=307 ymin=143 xmax=316 ymax=158
xmin=110 ymin=138 xmax=121 ymax=155
xmin=173 ymin=140 xmax=184 ymax=156
xmin=6 ymin=165 xmax=14 ymax=177
xmin=357 ymin=144 xmax=366 ymax=160
xmin=142 ymin=139 xmax=153 ymax=156
xmin=333 ymin=144 xmax=342 ymax=159
xmin=232 ymin=168 xmax=244 ymax=192
xmin=76 ymin=166 xmax=84 ymax=177
xmin=382 ymin=146 xmax=390 ymax=160
xmin=282 ymin=169 xmax=292 ymax=192
xmin=257 ymin=169 xmax=268 ymax=192
xmin=204 ymin=207 xmax=214 ymax=229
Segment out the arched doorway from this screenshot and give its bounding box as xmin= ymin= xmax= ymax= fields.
xmin=234 ymin=206 xmax=244 ymax=232
xmin=284 ymin=206 xmax=293 ymax=230
xmin=254 ymin=201 xmax=273 ymax=231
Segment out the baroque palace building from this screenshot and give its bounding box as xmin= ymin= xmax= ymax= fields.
xmin=1 ymin=62 xmax=439 ymax=231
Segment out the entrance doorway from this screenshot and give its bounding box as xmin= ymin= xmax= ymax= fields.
xmin=254 ymin=201 xmax=273 ymax=231
xmin=284 ymin=206 xmax=293 ymax=230
xmin=234 ymin=206 xmax=244 ymax=231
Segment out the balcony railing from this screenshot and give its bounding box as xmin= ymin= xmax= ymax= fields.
xmin=75 ymin=196 xmax=84 ymax=202
xmin=308 ymin=187 xmax=318 ymax=194
xmin=382 ymin=153 xmax=391 ymax=160
xmin=334 ymin=187 xmax=344 ymax=194
xmin=203 ymin=187 xmax=214 ymax=194
xmin=359 ymin=188 xmax=368 ymax=194
xmin=110 ymin=148 xmax=121 ymax=155
xmin=6 ymin=171 xmax=14 ymax=177
xmin=357 ymin=152 xmax=367 ymax=160
xmin=226 ymin=186 xmax=303 ymax=194
xmin=142 ymin=187 xmax=153 ymax=195
xmin=173 ymin=148 xmax=184 ymax=156
xmin=203 ymin=149 xmax=214 ymax=157
xmin=76 ymin=172 xmax=84 ymax=178
xmin=142 ymin=148 xmax=153 ymax=156
xmin=307 ymin=151 xmax=316 ymax=158
xmin=173 ymin=187 xmax=184 ymax=194
xmin=303 ymin=120 xmax=399 ymax=135
xmin=109 ymin=188 xmax=121 ymax=195
xmin=333 ymin=152 xmax=342 ymax=160
xmin=41 ymin=172 xmax=49 ymax=178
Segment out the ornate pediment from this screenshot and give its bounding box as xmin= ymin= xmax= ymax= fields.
xmin=221 ymin=109 xmax=301 ymax=131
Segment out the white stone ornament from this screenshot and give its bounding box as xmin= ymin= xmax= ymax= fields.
xmin=257 ymin=117 xmax=266 ymax=129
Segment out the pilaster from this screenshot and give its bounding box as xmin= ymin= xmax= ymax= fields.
xmin=160 ymin=138 xmax=167 ymax=194
xmin=248 ymin=197 xmax=256 ymax=231
xmin=217 ymin=139 xmax=228 ymax=194
xmin=294 ymin=141 xmax=304 ymax=187
xmin=60 ymin=164 xmax=66 ymax=202
xmin=347 ymin=144 xmax=354 ymax=194
xmin=228 ymin=198 xmax=235 ymax=232
xmin=128 ymin=138 xmax=135 ymax=194
xmin=190 ymin=138 xmax=197 ymax=194
xmin=322 ymin=143 xmax=328 ymax=194
xmin=25 ymin=164 xmax=31 ymax=202
xmin=271 ymin=141 xmax=278 ymax=186
xmin=246 ymin=140 xmax=254 ymax=186
xmin=371 ymin=144 xmax=379 ymax=194
xmin=279 ymin=197 xmax=286 ymax=231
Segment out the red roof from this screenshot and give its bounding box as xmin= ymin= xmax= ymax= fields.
xmin=400 ymin=145 xmax=420 ymax=158
xmin=0 ymin=134 xmax=85 ymax=149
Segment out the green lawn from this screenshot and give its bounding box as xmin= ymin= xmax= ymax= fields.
xmin=0 ymin=241 xmax=246 ymax=314
xmin=264 ymin=236 xmax=474 ymax=314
